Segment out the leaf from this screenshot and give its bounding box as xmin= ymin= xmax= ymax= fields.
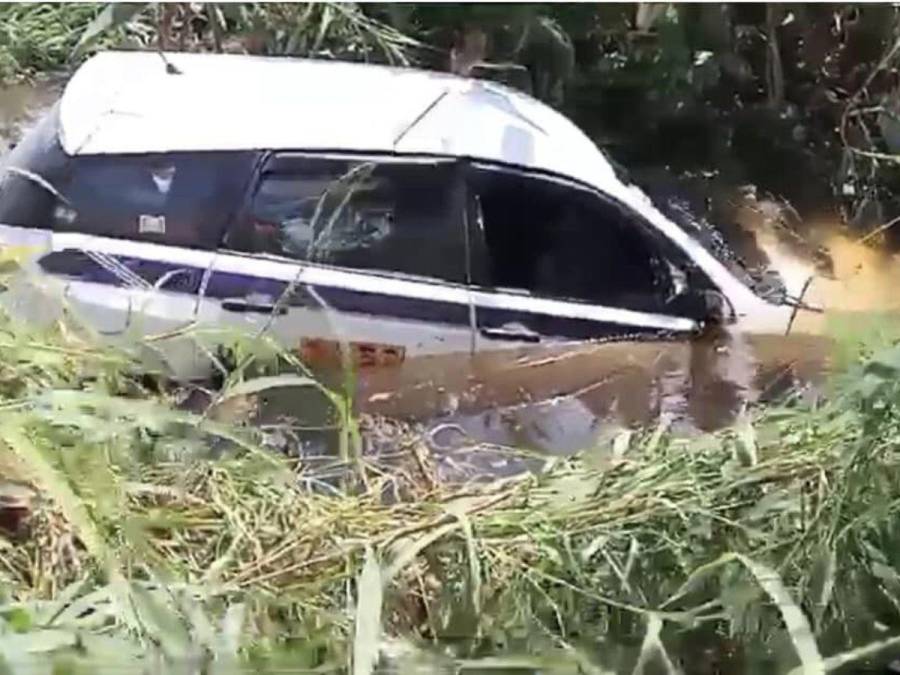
xmin=630 ymin=613 xmax=679 ymax=675
xmin=0 ymin=629 xmax=76 ymax=654
xmin=353 ymin=547 xmax=383 ymax=675
xmin=128 ymin=583 xmax=192 ymax=660
xmin=218 ymin=374 xmax=319 ymax=401
xmin=664 ymin=553 xmax=825 ymax=673
xmin=216 ymin=603 xmax=245 ymax=661
xmin=74 ymin=3 xmax=148 ymax=54
xmin=612 ymin=430 xmax=633 ymax=460
xmin=447 ymin=505 xmax=482 ymax=616
xmin=37 ymin=576 xmax=90 ymax=628
xmin=4 ymin=608 xmax=30 ymax=633
xmin=0 ymin=422 xmax=114 ymax=572
xmin=77 ymin=633 xmax=144 ymax=666
xmin=733 ymin=414 xmax=758 ymax=467
xmin=815 ymin=633 xmax=900 ymax=673
xmin=51 ymin=586 xmax=116 ymax=629
xmin=383 ymin=521 xmax=461 ymax=583
xmin=807 ymin=546 xmax=836 ymax=633
xmin=312 ymin=3 xmax=333 ymax=53
xmin=736 ymin=554 xmax=825 ymax=674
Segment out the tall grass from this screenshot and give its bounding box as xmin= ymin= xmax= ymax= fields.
xmin=0 ymin=2 xmax=425 ymax=86
xmin=3 ymin=290 xmax=900 ymax=673
xmin=0 ymin=4 xmax=103 ymax=82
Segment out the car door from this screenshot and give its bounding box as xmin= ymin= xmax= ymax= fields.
xmin=206 ymin=153 xmax=475 ymax=372
xmin=465 ymin=162 xmax=704 ymax=351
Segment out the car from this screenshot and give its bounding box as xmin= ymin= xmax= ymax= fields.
xmin=0 ymin=50 xmax=817 ymax=380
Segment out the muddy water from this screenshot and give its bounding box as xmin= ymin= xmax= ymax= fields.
xmin=354 ymin=331 xmax=830 ymax=453
xmin=0 ymin=78 xmax=891 ymax=460
xmin=0 ymin=76 xmax=63 ymax=152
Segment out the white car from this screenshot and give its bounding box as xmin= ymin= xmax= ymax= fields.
xmin=0 ymin=50 xmax=815 ymax=379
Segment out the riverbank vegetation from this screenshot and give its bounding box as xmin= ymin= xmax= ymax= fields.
xmin=0 ymin=283 xmax=899 ymax=673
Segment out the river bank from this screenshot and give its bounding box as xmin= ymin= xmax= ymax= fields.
xmin=0 ymin=290 xmax=899 ymax=673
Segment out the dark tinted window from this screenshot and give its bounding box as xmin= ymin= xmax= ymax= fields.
xmin=470 ymin=166 xmax=684 ymax=314
xmin=228 ymin=156 xmax=466 ymax=284
xmin=0 ymin=105 xmax=256 ymax=249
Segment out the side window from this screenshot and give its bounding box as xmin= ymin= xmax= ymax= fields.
xmin=470 ymin=166 xmax=686 ymax=314
xmin=0 ymin=108 xmax=255 ymax=250
xmin=56 ymin=153 xmax=255 ymax=248
xmin=229 ymin=156 xmax=467 ymax=284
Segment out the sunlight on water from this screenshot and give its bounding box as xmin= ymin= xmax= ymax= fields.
xmin=809 ymin=234 xmax=900 ymax=311
xmin=753 ymin=219 xmax=900 ymax=334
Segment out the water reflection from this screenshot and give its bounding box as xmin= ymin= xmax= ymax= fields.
xmin=354 ymin=329 xmax=830 ymax=459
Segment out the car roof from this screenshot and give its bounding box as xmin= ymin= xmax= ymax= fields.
xmin=59 ymin=50 xmax=627 ymax=197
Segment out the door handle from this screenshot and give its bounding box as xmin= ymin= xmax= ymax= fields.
xmin=479 ymin=325 xmax=541 ymax=343
xmin=221 ymin=298 xmax=287 ymax=315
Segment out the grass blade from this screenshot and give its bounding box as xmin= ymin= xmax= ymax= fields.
xmin=353 ymin=547 xmax=383 ymax=675
xmin=736 ymin=554 xmax=825 ymax=674
xmin=630 ymin=613 xmax=680 ymax=675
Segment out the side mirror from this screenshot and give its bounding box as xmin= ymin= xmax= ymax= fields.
xmin=698 ymin=288 xmax=734 ymax=326
xmin=673 ymin=264 xmax=734 ymax=326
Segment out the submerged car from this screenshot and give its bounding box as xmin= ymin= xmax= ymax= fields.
xmin=0 ymin=50 xmax=815 ymax=379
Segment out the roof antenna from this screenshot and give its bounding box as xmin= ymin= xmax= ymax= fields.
xmin=157 ymin=49 xmax=182 ymax=75
xmin=154 ymin=4 xmax=181 ymax=75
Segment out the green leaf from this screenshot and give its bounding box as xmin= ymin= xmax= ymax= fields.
xmin=128 ymin=583 xmax=192 ymax=660
xmin=4 ymin=608 xmax=30 ymax=633
xmin=77 ymin=633 xmax=145 ymax=666
xmin=312 ymin=3 xmax=333 ymax=53
xmin=807 ymin=546 xmax=836 ymax=633
xmin=219 ymin=374 xmax=319 ymax=400
xmin=665 ymin=553 xmax=825 ymax=673
xmin=630 ymin=613 xmax=678 ymax=675
xmin=0 ymin=628 xmax=76 ymax=654
xmin=74 ymin=3 xmax=148 ymax=54
xmin=447 ymin=505 xmax=482 ymax=616
xmin=817 ymin=633 xmax=900 ymax=673
xmin=733 ymin=414 xmax=758 ymax=467
xmin=215 ymin=603 xmax=245 ymax=662
xmin=383 ymin=521 xmax=461 ymax=583
xmin=352 ymin=547 xmax=383 ymax=675
xmin=736 ymin=554 xmax=824 ymax=674
xmin=0 ymin=421 xmax=115 ymax=573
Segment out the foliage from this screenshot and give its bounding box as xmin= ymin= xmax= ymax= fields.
xmin=12 ymin=3 xmax=900 ymax=671
xmin=0 ymin=4 xmax=104 ymax=82
xmin=0 ymin=2 xmax=423 ymax=85
xmin=0 ymin=283 xmax=900 ymax=673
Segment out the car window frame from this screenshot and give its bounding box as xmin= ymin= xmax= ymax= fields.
xmin=463 ymin=160 xmax=717 ymax=316
xmin=221 ymin=151 xmax=473 ymax=290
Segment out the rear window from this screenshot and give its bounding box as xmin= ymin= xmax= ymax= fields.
xmin=226 ymin=155 xmax=467 ymax=284
xmin=0 ymin=104 xmax=257 ymax=249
